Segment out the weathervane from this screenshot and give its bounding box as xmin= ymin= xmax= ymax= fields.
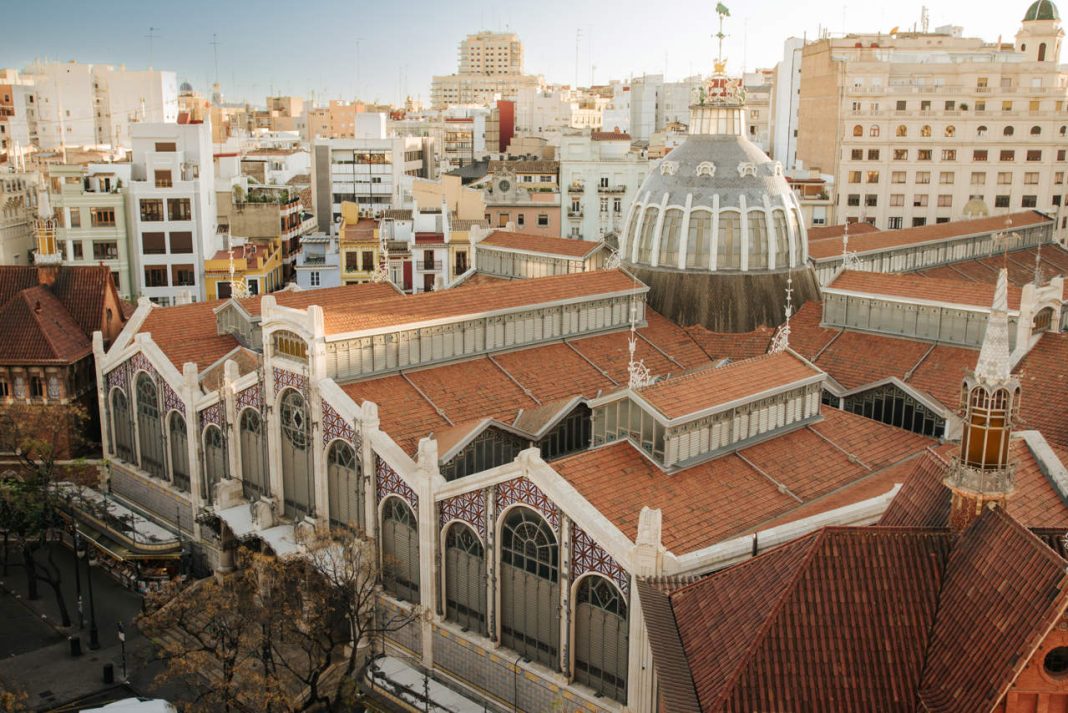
xmin=714 ymin=3 xmax=731 ymax=74
xmin=626 ymin=300 xmax=653 ymax=390
xmin=227 ymin=248 xmax=250 ymax=299
xmin=841 ymin=220 xmax=861 ymax=270
xmin=769 ymin=276 xmax=794 ymax=353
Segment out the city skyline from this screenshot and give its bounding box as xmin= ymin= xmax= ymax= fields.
xmin=1 ymin=0 xmax=1045 ymax=106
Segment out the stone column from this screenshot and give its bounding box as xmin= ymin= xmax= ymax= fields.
xmin=627 ymin=507 xmax=664 ymax=713
xmin=308 ymin=306 xmax=328 ymax=526
xmin=415 ymin=437 xmax=440 ymax=669
xmin=558 ymin=512 xmax=573 ymax=678
xmin=222 ymin=360 xmax=241 ymax=484
xmin=182 ymin=362 xmax=202 ymax=541
xmin=92 ymin=333 xmax=110 ymax=458
xmin=360 ymin=402 xmax=380 ymax=541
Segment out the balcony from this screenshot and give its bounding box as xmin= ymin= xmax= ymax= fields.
xmin=420 ymin=259 xmax=444 ymax=271
xmin=567 ymin=182 xmax=585 ymax=194
xmin=597 ymin=185 xmax=626 ymax=194
xmin=568 ymin=209 xmax=584 ymax=218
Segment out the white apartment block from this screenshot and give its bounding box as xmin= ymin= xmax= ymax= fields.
xmin=0 ymin=170 xmax=39 ymax=265
xmin=25 ymin=61 xmax=178 ymax=150
xmin=745 ymin=71 xmax=774 ymax=154
xmin=602 ymin=82 xmax=631 ymax=133
xmin=127 ymin=121 xmax=217 ymax=304
xmin=797 ymin=6 xmax=1068 ymax=235
xmin=627 ymin=74 xmax=705 ymax=141
xmin=431 ymin=32 xmax=543 ymax=108
xmin=771 ymin=37 xmax=805 ymax=168
xmin=558 ymin=130 xmax=648 ymax=240
xmin=48 ymin=163 xmax=134 ymax=297
xmin=458 ymin=31 xmax=523 ymax=75
xmin=311 ymin=123 xmax=436 ymax=231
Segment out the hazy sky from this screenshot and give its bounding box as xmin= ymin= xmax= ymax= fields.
xmin=1 ymin=0 xmax=1044 ymax=105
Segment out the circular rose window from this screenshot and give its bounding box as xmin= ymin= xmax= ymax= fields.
xmin=1044 ymin=646 xmax=1068 ymax=678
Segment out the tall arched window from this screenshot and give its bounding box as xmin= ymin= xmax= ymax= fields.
xmin=657 ymin=208 xmax=683 ymax=267
xmin=1061 ymin=126 xmax=1067 ymax=137
xmin=1004 ymin=126 xmax=1015 ymax=136
xmin=852 ymin=125 xmax=863 ymax=137
xmin=636 ymin=207 xmax=659 ymax=263
xmin=574 ymin=575 xmax=629 ymax=703
xmin=500 ymin=507 xmax=560 ymax=670
xmin=747 ymin=211 xmax=769 ymax=269
xmin=1039 ymin=42 xmax=1047 ymax=61
xmin=717 ymin=212 xmax=741 ymax=270
xmin=169 ymin=412 xmax=189 ymax=493
xmin=945 ymin=125 xmax=956 ymax=137
xmin=977 ymin=125 xmax=988 ymax=137
xmin=896 ymin=125 xmax=908 ymax=137
xmin=920 ymin=125 xmax=932 ymax=137
xmin=684 ymin=210 xmax=712 ymax=269
xmin=136 ymin=374 xmax=165 ymax=478
xmin=772 ymin=210 xmax=790 ymax=268
xmin=239 ymin=409 xmax=268 ymax=499
xmin=869 ymin=125 xmax=879 ymax=137
xmin=444 ymin=523 xmax=486 ymax=634
xmin=280 ymin=389 xmax=313 ymax=519
xmin=1031 ymin=125 xmax=1042 ymax=135
xmin=111 ymin=389 xmax=133 ymax=461
xmin=382 ymin=497 xmax=419 ymax=604
xmin=202 ymin=424 xmax=227 ymax=504
xmin=327 ymin=441 xmax=362 ymax=530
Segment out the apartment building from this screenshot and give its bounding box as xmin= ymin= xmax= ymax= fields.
xmin=770 ymin=37 xmax=805 ymax=167
xmin=0 ymin=71 xmax=37 ymax=161
xmin=479 ymin=159 xmax=561 ymax=235
xmin=558 ymin=130 xmax=648 ymax=240
xmin=431 ymin=32 xmax=543 ymax=108
xmin=797 ymin=5 xmax=1068 ymax=234
xmin=24 ymin=61 xmax=178 ymax=150
xmin=126 ymin=121 xmax=217 ymax=304
xmin=311 ymin=116 xmax=436 ymax=231
xmin=0 ymin=170 xmax=39 ymax=265
xmin=47 ymin=163 xmax=134 ymax=297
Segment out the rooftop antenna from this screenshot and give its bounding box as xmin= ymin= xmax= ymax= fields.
xmin=210 ymin=33 xmax=220 ymax=85
xmin=770 ymin=276 xmax=794 ymax=353
xmin=354 ymin=37 xmax=366 ymax=100
xmin=146 ymin=27 xmax=160 ymax=69
xmin=921 ymin=5 xmax=930 ymax=33
xmin=714 ymin=3 xmax=731 ymax=73
xmin=575 ymin=28 xmax=583 ymax=88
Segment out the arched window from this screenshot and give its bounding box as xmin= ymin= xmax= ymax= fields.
xmin=202 ymin=424 xmax=227 ymax=503
xmin=1031 ymin=125 xmax=1042 ymax=135
xmin=657 ymin=208 xmax=683 ymax=267
xmin=169 ymin=412 xmax=190 ymax=493
xmin=1004 ymin=126 xmax=1015 ymax=136
xmin=327 ymin=441 xmax=362 ymax=530
xmin=1039 ymin=42 xmax=1047 ymax=61
xmin=747 ymin=211 xmax=769 ymax=269
xmin=1061 ymin=126 xmax=1067 ymax=137
xmin=684 ymin=210 xmax=712 ymax=268
xmin=977 ymin=125 xmax=988 ymax=137
xmin=716 ymin=212 xmax=741 ymax=270
xmin=920 ymin=125 xmax=932 ymax=137
xmin=444 ymin=523 xmax=486 ymax=634
xmin=869 ymin=125 xmax=880 ymax=137
xmin=574 ymin=575 xmax=629 ymax=703
xmin=111 ymin=389 xmax=133 ymax=461
xmin=136 ymin=374 xmax=165 ymax=478
xmin=280 ymin=389 xmax=313 ymax=519
xmin=896 ymin=125 xmax=908 ymax=137
xmin=636 ymin=207 xmax=658 ymax=263
xmin=239 ymin=409 xmax=268 ymax=499
xmin=382 ymin=497 xmax=419 ymax=604
xmin=852 ymin=125 xmax=863 ymax=137
xmin=500 ymin=507 xmax=560 ymax=670
xmin=944 ymin=125 xmax=956 ymax=137
xmin=272 ymin=330 xmax=307 ymax=361
xmin=772 ymin=210 xmax=790 ymax=268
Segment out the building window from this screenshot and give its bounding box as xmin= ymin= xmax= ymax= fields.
xmin=893 ymin=149 xmax=909 ymax=161
xmin=865 ymin=194 xmax=878 ymax=207
xmin=444 ymin=523 xmax=486 ymax=635
xmin=917 ymin=150 xmax=932 ymax=161
xmin=851 ymin=149 xmax=863 ymax=160
xmin=852 ymin=125 xmax=863 ymax=137
xmin=974 ymin=150 xmax=988 ymax=162
xmin=1000 ymin=150 xmax=1015 ymax=162
xmin=942 ymin=150 xmax=956 ymax=161
xmin=1031 ymin=125 xmax=1042 ymax=136
xmin=326 ymin=441 xmax=362 ymax=530
xmin=30 ymin=376 xmax=44 ymax=399
xmin=71 ymin=242 xmax=83 ymax=259
xmin=69 ymin=209 xmax=81 ymax=228
xmin=140 ymin=199 xmax=164 ymax=222
xmin=995 ymin=195 xmax=1011 ymax=208
xmin=154 ymin=170 xmax=172 ymax=188
xmin=971 ymin=172 xmax=986 ymax=185
xmin=937 ymin=195 xmax=953 ymax=207
xmin=538 ymin=213 xmax=550 ymax=226
xmin=273 ymin=330 xmax=308 ymax=361
xmin=869 ymin=125 xmax=879 ymax=137
xmin=143 ymin=266 xmax=168 ymax=287
xmin=977 ymin=125 xmax=987 ymax=137
xmin=309 ymin=271 xmax=320 ymax=286
xmin=90 ymin=207 xmax=116 ymax=227
xmin=912 ymin=217 xmax=927 ymax=227
xmin=847 ymin=194 xmax=861 ymax=207
xmin=142 ymin=232 xmax=166 ymax=255
xmin=381 ymin=496 xmax=420 ymax=604
xmin=170 ymin=231 xmax=193 ymax=254
xmin=136 ymin=373 xmax=165 ymax=478
xmin=939 ymin=172 xmax=955 ymax=185
xmin=916 ymin=172 xmax=931 ymax=185
xmin=1025 ymin=172 xmax=1040 ymax=185
xmin=867 ymin=149 xmax=880 ymax=160
xmin=920 ymin=125 xmax=932 ymax=137
xmin=891 ymin=172 xmax=906 ymax=184
xmin=848 ymin=171 xmax=861 ymax=184
xmin=887 ymin=217 xmax=903 ymax=229
xmin=944 ymin=125 xmax=956 ymax=137
xmin=1004 ymin=126 xmax=1015 ymax=136
xmin=914 ymin=195 xmax=929 ymax=207
xmin=171 ymin=264 xmax=195 ymax=286
xmin=361 ymin=251 xmax=375 ymax=272
xmin=280 ymin=389 xmax=313 ymax=518
xmin=890 ymin=194 xmax=905 ymax=207
xmin=517 ymin=213 xmax=525 ymax=227
xmin=867 ymin=171 xmax=879 ymax=183
xmin=92 ymin=242 xmax=118 ymax=260
xmin=154 ymin=141 xmax=177 ymax=152
xmin=574 ymin=575 xmax=629 ymax=703
xmin=167 ymin=198 xmax=191 ymax=221
xmin=896 ymin=125 xmax=907 ymax=137
xmin=500 ymin=507 xmax=560 ymax=670
xmin=1022 ymin=195 xmax=1038 ymax=208
xmin=1003 ymin=101 xmax=1013 ymax=112
xmin=1027 ymin=150 xmax=1042 ymax=162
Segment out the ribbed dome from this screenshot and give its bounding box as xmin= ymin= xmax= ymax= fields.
xmin=621 ymin=123 xmax=808 ymax=274
xmin=1024 ymin=0 xmax=1059 ymax=20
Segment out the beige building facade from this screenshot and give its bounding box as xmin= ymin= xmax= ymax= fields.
xmin=431 ymin=32 xmax=543 ymax=108
xmin=797 ymin=4 xmax=1068 ymax=237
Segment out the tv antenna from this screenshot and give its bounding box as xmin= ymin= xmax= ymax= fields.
xmin=210 ymin=33 xmax=221 ymax=85
xmin=146 ymin=27 xmax=161 ymax=68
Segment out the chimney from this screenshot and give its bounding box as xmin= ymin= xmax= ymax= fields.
xmin=34 ymin=300 xmax=41 ymax=314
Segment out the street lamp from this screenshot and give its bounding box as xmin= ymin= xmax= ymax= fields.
xmin=77 ymin=534 xmax=99 ymax=649
xmin=71 ymin=526 xmax=84 ymax=630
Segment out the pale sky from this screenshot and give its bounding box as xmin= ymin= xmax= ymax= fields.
xmin=0 ymin=0 xmax=1047 ymax=105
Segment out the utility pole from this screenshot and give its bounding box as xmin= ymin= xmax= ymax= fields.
xmin=146 ymin=27 xmax=160 ymax=68
xmin=210 ymin=33 xmax=221 ymax=86
xmin=575 ymin=29 xmax=582 ymax=88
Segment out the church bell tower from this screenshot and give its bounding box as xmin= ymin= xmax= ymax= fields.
xmin=944 ymin=270 xmax=1021 ymax=533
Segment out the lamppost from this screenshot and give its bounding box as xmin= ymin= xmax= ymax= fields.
xmin=71 ymin=526 xmax=84 ymax=630
xmin=78 ymin=534 xmax=100 ymax=649
xmin=117 ymin=621 xmax=127 ymax=681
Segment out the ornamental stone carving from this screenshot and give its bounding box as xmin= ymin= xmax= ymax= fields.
xmin=660 ymin=160 xmax=679 ymax=176
xmin=695 ymin=161 xmax=716 ymax=177
xmin=737 ymin=162 xmax=757 ymax=178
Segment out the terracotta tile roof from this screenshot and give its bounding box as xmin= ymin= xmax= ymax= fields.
xmin=492 ymin=343 xmax=614 ymax=403
xmin=455 ymin=272 xmax=511 ymax=288
xmin=404 ymin=357 xmax=538 ymax=426
xmin=784 ymin=301 xmax=840 ymax=361
xmin=806 ymin=221 xmax=879 ymax=242
xmin=569 ymin=326 xmax=682 ymax=385
xmin=878 ymin=448 xmax=953 ymax=528
xmin=320 ymin=270 xmax=642 ymax=336
xmin=50 ymin=264 xmax=118 ymax=338
xmin=139 ymin=301 xmax=240 ymax=373
xmin=341 ymin=374 xmax=450 ymax=455
xmin=636 ymin=310 xmax=713 ymax=369
xmin=636 ymin=352 xmax=820 ymax=420
xmin=236 ymin=282 xmax=397 ymax=317
xmin=828 ymin=270 xmax=1024 ymax=310
xmin=808 ymin=211 xmax=1051 ymax=260
xmin=0 ymin=266 xmax=40 ymax=306
xmin=199 ymin=347 xmax=261 ymax=391
xmin=635 ymin=580 xmax=702 ymax=713
xmin=917 ymin=508 xmax=1068 ymax=712
xmin=683 ymin=324 xmax=773 ymax=361
xmin=1015 ymin=332 xmax=1068 ymax=448
xmin=450 ymin=218 xmax=488 ymax=231
xmin=590 ymin=131 xmax=632 ymax=141
xmin=0 ymin=286 xmax=92 ymax=364
xmin=809 ymin=328 xmax=931 ymax=390
xmin=480 ymin=230 xmax=602 ymax=258
xmin=340 ymin=219 xmax=377 ymax=242
xmin=906 ymin=344 xmax=976 ymax=408
xmin=552 ymin=408 xmax=933 ymax=553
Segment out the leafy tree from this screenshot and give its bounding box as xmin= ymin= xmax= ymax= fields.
xmin=0 ymin=403 xmax=92 ymax=626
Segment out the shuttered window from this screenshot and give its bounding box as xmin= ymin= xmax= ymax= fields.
xmin=327 ymin=441 xmax=363 ymax=530
xmin=239 ymin=409 xmax=269 ymax=499
xmin=444 ymin=523 xmax=486 ymax=634
xmin=500 ymin=507 xmax=560 ymax=670
xmin=382 ymin=498 xmax=420 ymax=604
xmin=202 ymin=425 xmax=228 ymax=503
xmin=574 ymin=575 xmax=629 ymax=703
xmin=111 ymin=389 xmax=134 ymax=461
xmin=280 ymin=389 xmax=313 ymax=518
xmin=169 ymin=413 xmax=190 ymax=492
xmin=136 ymin=374 xmax=165 ymax=478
